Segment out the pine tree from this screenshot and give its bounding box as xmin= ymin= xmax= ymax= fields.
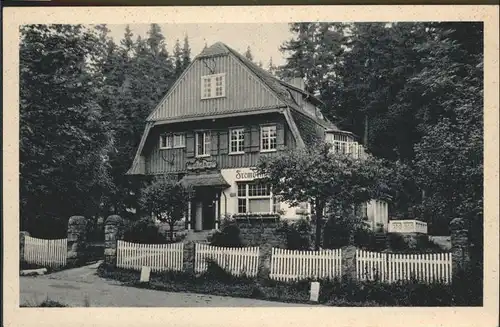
xmin=244 ymin=46 xmax=254 ymax=61
xmin=121 ymin=25 xmax=135 ymax=58
xmin=268 ymin=57 xmax=277 ymax=75
xmin=181 ymin=35 xmax=191 ymax=70
xmin=173 ymin=38 xmax=183 ymax=77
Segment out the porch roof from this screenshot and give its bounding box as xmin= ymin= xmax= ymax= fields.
xmin=178 ymin=172 xmax=230 ymax=189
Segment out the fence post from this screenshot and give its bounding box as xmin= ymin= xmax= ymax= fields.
xmin=257 ymin=245 xmax=272 ymax=280
xmin=183 ymin=241 xmax=195 ymax=273
xmin=67 ymin=216 xmax=88 ymax=267
xmin=450 ymin=217 xmax=470 ymax=276
xmin=19 ymin=231 xmax=30 ymax=264
xmin=341 ymin=245 xmax=357 ymax=280
xmin=104 ymin=215 xmax=125 ymax=266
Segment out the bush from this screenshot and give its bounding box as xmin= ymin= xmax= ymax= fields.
xmin=276 ymin=219 xmax=312 ymax=250
xmin=123 ymin=218 xmax=169 ymax=244
xmin=323 ymin=212 xmax=371 ymax=249
xmin=210 ymin=219 xmax=244 ymax=247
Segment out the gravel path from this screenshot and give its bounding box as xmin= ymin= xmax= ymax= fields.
xmin=20 ymin=262 xmax=313 ymax=307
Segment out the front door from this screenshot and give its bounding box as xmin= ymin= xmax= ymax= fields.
xmin=201 ymin=195 xmax=215 ymax=230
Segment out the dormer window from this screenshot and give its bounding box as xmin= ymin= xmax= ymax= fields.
xmin=201 ymin=73 xmax=226 ymax=99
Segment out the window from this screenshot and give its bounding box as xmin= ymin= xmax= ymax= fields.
xmin=237 ymin=182 xmax=278 ymax=214
xmin=173 ymin=134 xmax=185 ymax=148
xmin=261 ymin=125 xmax=277 ymax=152
xmin=201 ymin=73 xmax=226 ymax=99
xmin=195 ymin=131 xmax=211 ymax=157
xmin=160 ymin=134 xmax=173 ymax=149
xmin=160 ymin=133 xmax=185 ymax=149
xmin=229 ymin=128 xmax=245 ymax=154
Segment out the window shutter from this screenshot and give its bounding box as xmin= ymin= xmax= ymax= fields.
xmin=250 ymin=126 xmax=260 ymax=152
xmin=243 ymin=127 xmax=251 ymax=152
xmin=186 ymin=132 xmax=195 ymax=158
xmin=276 ymin=123 xmax=285 ymax=150
xmin=211 ymin=132 xmax=218 ymax=155
xmin=219 ymin=130 xmax=229 ymax=154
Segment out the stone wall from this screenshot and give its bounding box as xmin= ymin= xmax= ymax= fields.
xmin=236 ymin=217 xmax=286 ymax=279
xmin=237 ymin=218 xmax=286 ymax=249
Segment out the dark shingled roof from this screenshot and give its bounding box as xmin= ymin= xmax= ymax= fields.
xmin=179 ymin=173 xmax=230 ymax=188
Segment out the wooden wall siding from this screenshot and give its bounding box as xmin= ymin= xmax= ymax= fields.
xmin=148 ymin=55 xmax=284 ymax=122
xmin=145 ymin=114 xmax=294 ymax=174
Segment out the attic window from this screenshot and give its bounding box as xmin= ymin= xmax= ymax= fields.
xmin=201 ymin=73 xmax=226 ymax=99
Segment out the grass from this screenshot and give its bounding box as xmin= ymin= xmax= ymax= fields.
xmin=20 ymin=295 xmax=91 ymax=308
xmin=20 ymin=297 xmax=68 ymax=307
xmin=97 ymin=261 xmax=482 ymax=306
xmin=19 ymin=262 xmax=66 ymax=275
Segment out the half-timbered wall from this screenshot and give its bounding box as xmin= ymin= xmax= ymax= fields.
xmin=145 ymin=113 xmax=295 ymax=174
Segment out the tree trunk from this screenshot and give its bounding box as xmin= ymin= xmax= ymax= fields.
xmin=169 ymin=222 xmax=175 ymax=242
xmin=314 ymin=201 xmax=324 ymax=250
xmin=363 ymin=114 xmax=369 ymax=146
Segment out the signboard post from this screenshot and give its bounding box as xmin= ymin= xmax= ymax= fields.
xmin=140 ymin=266 xmax=151 ymax=283
xmin=310 ymin=281 xmax=320 ymax=302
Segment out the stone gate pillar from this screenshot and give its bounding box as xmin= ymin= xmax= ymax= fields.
xmin=450 ymin=217 xmax=470 ymax=274
xmin=19 ymin=231 xmax=30 ymax=263
xmin=341 ymin=245 xmax=357 ymax=280
xmin=67 ymin=216 xmax=88 ymax=267
xmin=104 ymin=215 xmax=125 ymax=266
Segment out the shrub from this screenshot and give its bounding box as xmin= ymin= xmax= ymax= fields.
xmin=123 ymin=218 xmax=169 ymax=244
xmin=323 ymin=212 xmax=371 ymax=249
xmin=276 ymin=219 xmax=312 ymax=250
xmin=210 ymin=219 xmax=244 ymax=247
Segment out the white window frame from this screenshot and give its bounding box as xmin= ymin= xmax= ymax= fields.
xmin=160 ymin=133 xmax=185 ymax=149
xmin=260 ymin=125 xmax=277 ymax=152
xmin=229 ymin=128 xmax=245 ymax=154
xmin=237 ymin=182 xmax=278 ymax=214
xmin=195 ymin=131 xmax=211 ymax=157
xmin=201 ymin=73 xmax=226 ymax=100
xmin=159 ymin=134 xmax=173 ymax=149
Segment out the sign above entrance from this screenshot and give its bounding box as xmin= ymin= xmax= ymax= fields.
xmin=235 ymin=169 xmax=266 ymax=181
xmin=186 ymin=158 xmax=217 ymax=172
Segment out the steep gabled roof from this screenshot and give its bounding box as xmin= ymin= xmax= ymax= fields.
xmin=223 ymin=43 xmax=338 ymax=131
xmin=127 ymin=42 xmax=339 ymax=175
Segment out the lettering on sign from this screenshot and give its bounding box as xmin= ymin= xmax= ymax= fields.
xmin=186 ymin=158 xmax=217 ymax=171
xmin=235 ymin=169 xmax=266 ymax=181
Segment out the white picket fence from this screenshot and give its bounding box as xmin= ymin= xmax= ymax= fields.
xmin=116 ymin=240 xmax=184 ymax=272
xmin=23 ymin=236 xmax=67 ymax=267
xmin=269 ymin=248 xmax=342 ymax=282
xmin=194 ymin=243 xmax=260 ymax=277
xmin=356 ymin=249 xmax=452 ymax=284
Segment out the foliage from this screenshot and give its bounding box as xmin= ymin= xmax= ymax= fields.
xmin=322 ymin=210 xmax=371 ymax=249
xmin=255 ymin=142 xmax=391 ymax=250
xmin=20 ymin=24 xmax=114 ymax=236
xmin=138 ymin=176 xmax=192 ymax=241
xmin=277 ymin=219 xmax=312 ymax=250
xmin=210 ymin=218 xmax=244 ymax=247
xmin=123 ymin=218 xmax=168 ymax=244
xmin=278 ymin=22 xmax=483 ymax=230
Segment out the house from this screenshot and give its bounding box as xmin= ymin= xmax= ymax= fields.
xmin=127 ymin=42 xmax=389 ymax=232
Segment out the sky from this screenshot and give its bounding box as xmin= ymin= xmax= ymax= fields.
xmin=107 ymin=23 xmax=291 ymax=67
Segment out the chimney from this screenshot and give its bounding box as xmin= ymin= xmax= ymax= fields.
xmin=288 ymin=77 xmax=305 ymax=91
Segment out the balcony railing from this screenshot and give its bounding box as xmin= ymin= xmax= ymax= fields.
xmin=388 ymin=220 xmax=428 ymax=234
xmin=325 ymin=131 xmax=367 ymax=160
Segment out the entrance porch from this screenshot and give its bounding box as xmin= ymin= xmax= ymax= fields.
xmin=179 ymin=172 xmax=229 ymax=232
